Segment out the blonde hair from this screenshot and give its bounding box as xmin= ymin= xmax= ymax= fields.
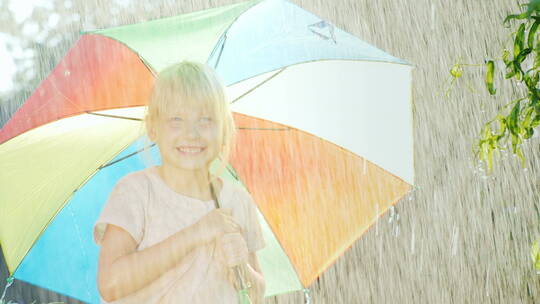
xmin=141 ymin=60 xmax=236 ymax=184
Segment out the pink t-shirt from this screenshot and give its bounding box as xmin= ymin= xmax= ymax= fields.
xmin=93 ymin=166 xmax=266 ymax=303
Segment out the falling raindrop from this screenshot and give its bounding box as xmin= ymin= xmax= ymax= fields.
xmin=410 ymin=227 xmax=416 ymax=255
xmin=485 ymin=266 xmax=490 ymax=297
xmin=388 ymin=205 xmax=395 ymax=223
xmin=451 ymin=224 xmax=458 ymax=256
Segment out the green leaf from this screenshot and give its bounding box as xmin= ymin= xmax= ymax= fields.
xmin=529 ymin=72 xmax=540 ymax=87
xmin=485 ymin=60 xmax=496 ymax=95
xmin=511 ymin=133 xmax=520 ymax=153
xmin=522 ymin=106 xmax=535 ymax=128
xmin=515 ymin=47 xmax=532 ymax=64
xmin=527 ymin=128 xmax=535 ymax=138
xmin=479 ymin=126 xmax=496 ymax=172
xmin=516 ymin=64 xmax=523 ymax=81
xmin=507 ymin=100 xmax=522 ymax=137
xmin=504 ymin=12 xmax=531 ymax=27
xmin=495 ymin=115 xmax=507 ymax=140
xmin=528 ymin=19 xmax=540 ymax=49
xmin=514 ymin=23 xmax=526 ymax=58
xmin=531 ymin=113 xmax=540 ymax=128
xmin=532 ymin=240 xmax=540 ymax=270
xmin=524 ymin=128 xmax=534 ymax=139
xmin=524 ymin=71 xmax=539 ymax=89
xmin=506 ymin=1 xmax=540 ymax=27
xmin=516 ymin=146 xmax=526 ymax=167
xmin=487 ymin=146 xmax=494 ymax=171
xmin=521 ymin=106 xmax=535 ymax=139
xmin=534 ymin=53 xmax=540 ymax=69
xmin=477 ymin=126 xmax=491 ymax=162
xmin=529 ymin=0 xmax=540 ymax=15
xmin=505 ymin=62 xmax=518 ymax=79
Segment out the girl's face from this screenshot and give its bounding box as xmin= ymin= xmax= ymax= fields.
xmin=151 ymin=101 xmax=220 ymax=172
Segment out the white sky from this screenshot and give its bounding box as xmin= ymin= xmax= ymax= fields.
xmin=0 ymin=0 xmax=54 ymax=93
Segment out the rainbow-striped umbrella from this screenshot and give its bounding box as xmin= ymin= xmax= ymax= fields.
xmin=0 ymin=0 xmax=414 ymax=302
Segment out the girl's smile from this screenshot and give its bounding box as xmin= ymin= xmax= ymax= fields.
xmin=176 ymin=146 xmax=206 ymax=155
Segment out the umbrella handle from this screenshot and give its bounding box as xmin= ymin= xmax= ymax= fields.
xmin=209 ymin=179 xmax=252 ymax=303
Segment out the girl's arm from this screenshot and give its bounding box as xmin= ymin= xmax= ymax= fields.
xmin=97 ymin=221 xmax=208 ymax=302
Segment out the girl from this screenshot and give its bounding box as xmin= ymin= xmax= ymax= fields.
xmin=93 ymin=61 xmax=266 ymax=303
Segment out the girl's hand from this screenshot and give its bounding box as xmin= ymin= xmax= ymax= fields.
xmin=228 ymin=263 xmax=265 ymax=303
xmin=196 ymin=208 xmax=243 ymax=243
xmin=216 ymin=232 xmax=251 ymax=291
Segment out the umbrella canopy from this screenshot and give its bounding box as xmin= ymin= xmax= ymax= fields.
xmin=0 ymin=0 xmax=414 ymax=302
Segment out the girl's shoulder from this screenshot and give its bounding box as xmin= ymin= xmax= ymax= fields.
xmin=225 ymin=180 xmax=254 ymax=204
xmin=113 ymin=168 xmax=153 ymax=191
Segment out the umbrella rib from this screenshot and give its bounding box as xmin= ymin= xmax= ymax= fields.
xmin=99 ymin=143 xmax=156 ymax=169
xmin=238 ymin=127 xmax=290 ymax=131
xmin=205 ymin=0 xmax=262 ymax=69
xmin=87 ymin=111 xmax=143 ymax=121
xmin=212 ymin=33 xmax=227 ymax=69
xmin=230 ymin=67 xmax=286 ymax=104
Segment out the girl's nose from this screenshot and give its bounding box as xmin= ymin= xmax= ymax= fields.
xmin=185 ymin=123 xmax=201 ymax=138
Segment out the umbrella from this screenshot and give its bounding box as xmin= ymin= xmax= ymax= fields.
xmin=0 ymin=0 xmax=414 ymax=302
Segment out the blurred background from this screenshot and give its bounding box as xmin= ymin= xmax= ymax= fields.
xmin=1 ymin=0 xmax=540 ymax=303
